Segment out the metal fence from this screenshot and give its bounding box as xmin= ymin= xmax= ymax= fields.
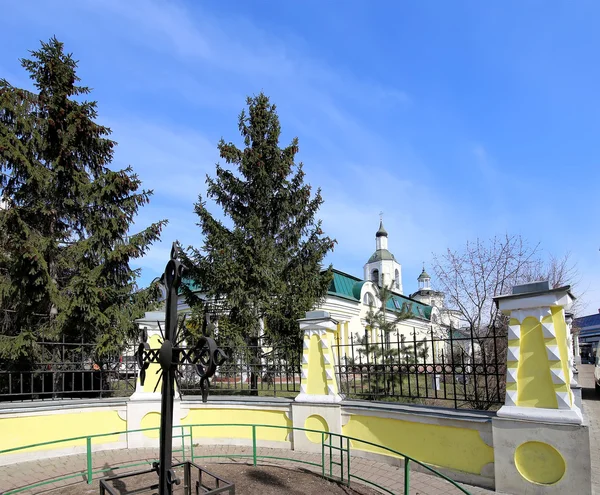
xmin=0 ymin=423 xmax=474 ymax=495
xmin=0 ymin=336 xmax=302 ymax=401
xmin=0 ymin=327 xmax=506 ymax=409
xmin=333 ymin=326 xmax=506 ymax=410
xmin=0 ymin=339 xmax=137 ymax=401
xmin=178 ymin=336 xmax=302 ymax=398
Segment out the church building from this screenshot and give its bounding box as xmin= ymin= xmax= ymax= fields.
xmin=317 ymin=221 xmax=459 ymax=360
xmin=157 ymin=219 xmax=458 ymax=358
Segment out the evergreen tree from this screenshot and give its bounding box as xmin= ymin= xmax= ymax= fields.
xmin=183 ymin=93 xmax=335 ymax=391
xmin=0 ymin=38 xmax=166 ymax=361
xmin=358 ymin=284 xmax=427 ymax=397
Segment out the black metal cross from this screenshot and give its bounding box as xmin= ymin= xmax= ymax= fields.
xmin=136 ymin=242 xmax=227 ymax=495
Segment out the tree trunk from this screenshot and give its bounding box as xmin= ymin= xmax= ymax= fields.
xmin=248 ymin=335 xmax=259 ymax=396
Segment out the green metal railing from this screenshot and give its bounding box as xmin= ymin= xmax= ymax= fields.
xmin=0 ymin=423 xmax=472 ymax=495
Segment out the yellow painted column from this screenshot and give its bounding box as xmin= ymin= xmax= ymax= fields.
xmin=492 ymin=282 xmax=591 ymax=495
xmin=344 ymin=321 xmax=349 ymax=346
xmin=296 ymin=310 xmax=342 ymax=403
xmin=130 ymin=317 xmax=166 ymax=400
xmin=494 ymin=281 xmax=582 ymax=424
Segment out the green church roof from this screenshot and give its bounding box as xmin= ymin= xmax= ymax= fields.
xmin=418 ymin=268 xmax=431 ymax=281
xmin=368 ymin=249 xmax=396 ymax=263
xmin=181 ymin=277 xmax=203 ymax=294
xmin=327 ymin=269 xmax=432 ymax=321
xmin=328 ymin=270 xmax=363 ymax=302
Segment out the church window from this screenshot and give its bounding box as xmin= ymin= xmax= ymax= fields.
xmin=395 ymin=269 xmax=400 ymax=289
xmin=371 ymin=269 xmax=379 ymax=285
xmin=363 ymin=293 xmax=375 ymax=307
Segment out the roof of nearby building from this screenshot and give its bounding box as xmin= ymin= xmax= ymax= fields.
xmin=574 ymin=313 xmax=600 ymax=334
xmin=181 ymin=277 xmax=203 ymax=294
xmin=328 ymin=270 xmax=363 ymax=302
xmin=181 ymin=268 xmax=432 ymax=321
xmin=327 ymin=269 xmax=431 ymax=321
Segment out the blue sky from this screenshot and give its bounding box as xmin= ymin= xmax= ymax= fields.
xmin=2 ymin=1 xmax=599 ymax=315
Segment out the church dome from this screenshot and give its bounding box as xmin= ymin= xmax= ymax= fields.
xmin=368 ymin=249 xmax=396 ymax=263
xmin=418 ymin=268 xmax=431 ymax=281
xmin=375 ymin=220 xmax=388 ymax=238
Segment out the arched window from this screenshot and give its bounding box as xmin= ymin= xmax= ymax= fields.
xmin=363 ymin=292 xmax=375 ymax=307
xmin=395 ymin=269 xmax=400 ymax=289
xmin=371 ymin=269 xmax=379 ymax=285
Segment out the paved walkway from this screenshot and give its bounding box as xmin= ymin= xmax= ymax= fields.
xmin=1 ymin=370 xmax=599 ymax=495
xmin=578 ymin=364 xmax=599 ymax=494
xmin=0 ymin=445 xmax=492 ymax=495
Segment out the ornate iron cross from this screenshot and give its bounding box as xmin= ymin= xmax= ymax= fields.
xmin=136 ymin=242 xmax=227 ymax=495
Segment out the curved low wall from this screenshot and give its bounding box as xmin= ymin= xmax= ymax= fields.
xmin=0 ymin=396 xmax=496 ymax=489
xmin=341 ymin=402 xmax=494 ymax=482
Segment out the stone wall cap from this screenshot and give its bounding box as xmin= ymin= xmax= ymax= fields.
xmin=181 ymin=396 xmax=293 ymax=406
xmin=298 ymin=310 xmax=339 ymax=325
xmin=135 ymin=311 xmax=166 ymax=324
xmin=305 ymin=310 xmax=331 ymax=319
xmin=0 ymin=397 xmax=128 ymax=415
xmin=493 ymin=284 xmax=575 ymax=306
xmin=342 ymin=399 xmax=495 ymax=423
xmin=512 ymin=280 xmax=550 ymax=294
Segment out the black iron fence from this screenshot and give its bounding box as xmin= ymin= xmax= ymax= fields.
xmin=0 ymin=339 xmax=138 ymax=401
xmin=334 ymin=326 xmax=507 ymax=410
xmin=0 ymin=336 xmax=302 ymax=401
xmin=178 ymin=336 xmax=302 ymax=398
xmin=0 ymin=327 xmax=506 ymax=409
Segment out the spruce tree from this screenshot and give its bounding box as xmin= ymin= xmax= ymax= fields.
xmin=354 ymin=284 xmax=430 ymax=398
xmin=183 ymin=93 xmax=335 ymax=391
xmin=0 ymin=38 xmax=166 ymax=361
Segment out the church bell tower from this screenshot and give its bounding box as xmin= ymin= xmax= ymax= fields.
xmin=363 ymin=219 xmax=403 ymax=294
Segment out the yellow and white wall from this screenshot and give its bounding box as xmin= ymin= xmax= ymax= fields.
xmin=0 ymin=396 xmax=496 ymax=489
xmin=0 ymin=286 xmax=593 ymax=495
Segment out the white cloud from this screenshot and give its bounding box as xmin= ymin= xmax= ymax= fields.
xmin=107 ymin=117 xmax=218 ymax=203
xmin=11 ymin=0 xmax=599 ymax=314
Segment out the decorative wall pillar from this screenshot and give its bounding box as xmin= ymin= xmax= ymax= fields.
xmin=565 ymin=312 xmax=582 ymax=410
xmin=492 ymin=282 xmax=591 ymax=495
xmin=292 ymin=310 xmax=343 ymax=453
xmin=295 ymin=310 xmax=343 ymax=403
xmin=494 ymin=281 xmax=581 ymax=424
xmin=130 ymin=312 xmax=165 ymax=401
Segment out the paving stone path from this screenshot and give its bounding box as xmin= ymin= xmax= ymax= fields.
xmin=0 ymin=444 xmax=493 ymax=495
xmin=2 ymin=368 xmax=599 ymax=495
xmin=579 ymin=364 xmax=600 ymax=494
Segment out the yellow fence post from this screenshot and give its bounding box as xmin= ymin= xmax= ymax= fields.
xmin=494 ymin=281 xmax=581 ymax=423
xmin=492 ymin=281 xmax=591 ymax=495
xmin=296 ymin=310 xmax=343 ymax=403
xmin=292 ymin=310 xmax=344 ymax=454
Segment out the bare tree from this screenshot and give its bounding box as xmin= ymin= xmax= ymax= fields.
xmin=432 ymin=234 xmax=541 ymax=335
xmin=432 ymin=235 xmax=579 ymax=410
xmin=521 ymin=252 xmax=583 ymax=315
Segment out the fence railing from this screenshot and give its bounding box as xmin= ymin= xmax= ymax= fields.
xmin=334 ymin=326 xmax=506 ymax=410
xmin=0 ymin=326 xmax=506 ymax=409
xmin=0 ymin=339 xmax=137 ymax=401
xmin=0 ymin=423 xmax=473 ymax=495
xmin=178 ymin=336 xmax=302 ymax=398
xmin=0 ymin=336 xmax=302 ymax=401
